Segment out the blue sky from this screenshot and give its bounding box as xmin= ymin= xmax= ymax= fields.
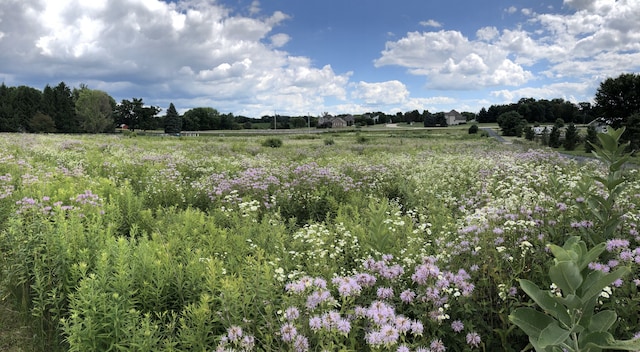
xmin=1 ymin=0 xmax=638 ymax=117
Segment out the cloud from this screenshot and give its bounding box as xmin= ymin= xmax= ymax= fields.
xmin=374 ymin=30 xmax=533 ymax=89
xmin=375 ymin=0 xmax=640 ymax=97
xmin=352 ymin=80 xmax=409 ymax=105
xmin=0 ymin=0 xmax=350 ymax=117
xmin=420 ymin=19 xmax=442 ymax=28
xmin=490 ymin=81 xmax=594 ymax=103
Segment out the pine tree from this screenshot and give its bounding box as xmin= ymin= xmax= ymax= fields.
xmin=584 ymin=125 xmax=598 ymax=153
xmin=563 ymin=123 xmax=579 ymax=150
xmin=549 ymin=126 xmax=561 ymax=148
xmin=164 ymin=103 xmax=181 ymax=135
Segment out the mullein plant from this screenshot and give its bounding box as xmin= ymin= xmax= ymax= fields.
xmin=510 ymin=128 xmax=640 ymax=351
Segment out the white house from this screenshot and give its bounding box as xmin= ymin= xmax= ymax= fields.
xmin=445 ymin=110 xmax=466 ymax=126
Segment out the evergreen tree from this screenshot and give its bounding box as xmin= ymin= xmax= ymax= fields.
xmin=524 ymin=126 xmax=535 ymax=140
xmin=164 ymin=103 xmax=182 ymax=135
xmin=43 ymin=82 xmax=78 ymax=133
xmin=549 ymin=126 xmax=561 ymax=148
xmin=0 ymin=84 xmax=19 ymax=132
xmin=563 ymin=123 xmax=579 ymax=150
xmin=584 ymin=124 xmax=598 ymax=153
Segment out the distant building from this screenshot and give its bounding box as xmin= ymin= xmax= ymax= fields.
xmin=318 ymin=114 xmax=348 ymax=128
xmin=445 ymin=110 xmax=466 ymax=126
xmin=588 ymin=117 xmax=615 ymax=133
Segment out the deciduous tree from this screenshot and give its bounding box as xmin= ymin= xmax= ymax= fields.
xmin=75 ymin=88 xmax=116 ymax=133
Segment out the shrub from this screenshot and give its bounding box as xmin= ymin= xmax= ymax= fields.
xmin=324 ymin=138 xmax=335 ymax=146
xmin=468 ymin=124 xmax=479 ymax=134
xmin=262 ymin=137 xmax=283 ymax=148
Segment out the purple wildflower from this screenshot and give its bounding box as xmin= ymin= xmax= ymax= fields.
xmin=280 ymin=322 xmax=297 ymax=342
xmin=466 ymin=332 xmax=482 ymax=348
xmin=430 ymin=338 xmax=446 ymax=352
xmin=451 ymin=320 xmax=464 ymax=333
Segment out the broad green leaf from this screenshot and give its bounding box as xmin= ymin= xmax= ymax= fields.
xmin=509 ymin=307 xmax=557 ymax=339
xmin=588 ymin=310 xmax=617 ymax=333
xmin=549 ymin=245 xmax=578 ymax=263
xmin=579 ymin=331 xmax=612 ymax=352
xmin=582 ymin=267 xmax=630 ymax=302
xmin=538 ymin=322 xmax=570 ymax=348
xmin=519 ymin=279 xmax=571 ymax=327
xmin=579 ymin=243 xmax=606 ymax=270
xmin=549 ymin=261 xmax=583 ymax=294
xmin=557 ymin=293 xmax=583 ymax=311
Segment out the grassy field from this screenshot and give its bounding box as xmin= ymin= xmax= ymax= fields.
xmin=1 ymin=127 xmax=639 ymax=351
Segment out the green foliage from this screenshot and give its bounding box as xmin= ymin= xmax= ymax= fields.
xmin=524 ymin=125 xmax=535 ymax=140
xmin=497 ymin=111 xmax=527 ymax=137
xmin=114 ymin=98 xmax=161 ymax=131
xmin=355 ymin=134 xmax=368 ymax=143
xmin=549 ymin=126 xmax=561 ymax=148
xmin=75 ymin=87 xmax=115 ymax=133
xmin=29 ymin=112 xmax=57 ymax=133
xmin=324 ymin=138 xmax=335 ymax=145
xmin=585 ymin=127 xmax=630 ymax=244
xmin=594 ymin=73 xmax=640 ymax=126
xmin=563 ymin=123 xmax=579 ymax=150
xmin=585 ymin=125 xmax=598 ymax=153
xmin=164 ymin=103 xmax=182 ymax=135
xmin=468 ymin=124 xmax=479 ymax=134
xmin=261 ymin=137 xmax=283 ymax=148
xmin=511 ymin=128 xmax=638 ymax=352
xmin=554 ymin=118 xmax=565 ymax=128
xmin=510 ymin=237 xmax=637 ymax=352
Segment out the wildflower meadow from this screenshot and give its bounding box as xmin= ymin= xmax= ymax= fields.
xmin=1 ymin=129 xmax=639 ymax=351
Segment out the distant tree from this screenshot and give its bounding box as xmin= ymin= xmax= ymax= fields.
xmin=289 ymin=117 xmax=306 ymax=128
xmin=28 ymin=112 xmax=56 ymax=133
xmin=423 ymin=111 xmax=436 ymax=127
xmin=43 ymin=82 xmax=78 ymax=133
xmin=625 ymin=113 xmax=640 ymax=153
xmin=12 ymin=85 xmax=43 ymax=132
xmin=75 ymin=88 xmax=116 ymax=133
xmin=497 ymin=111 xmax=526 ymax=136
xmin=540 ymin=127 xmax=550 ymax=146
xmin=563 ymin=123 xmax=579 ymax=151
xmin=578 ymin=102 xmax=594 ymax=124
xmin=594 ymin=73 xmax=640 ymax=128
xmin=0 ymin=83 xmax=19 ymax=132
xmin=114 ymin=98 xmax=160 ymax=131
xmin=549 ymin=126 xmax=561 ymax=148
xmin=164 ymin=103 xmax=182 ymax=135
xmin=184 ymin=107 xmax=220 ymax=130
xmin=477 ymin=107 xmax=489 ymax=123
xmin=584 ymin=124 xmax=598 ymax=153
xmin=524 ymin=125 xmax=535 ymax=140
xmin=434 ymin=112 xmax=447 ymax=126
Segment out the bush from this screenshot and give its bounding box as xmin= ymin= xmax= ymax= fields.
xmin=324 ymin=138 xmax=335 ymax=146
xmin=468 ymin=124 xmax=479 ymax=134
xmin=356 ymin=135 xmax=368 ymax=144
xmin=262 ymin=137 xmax=283 ymax=148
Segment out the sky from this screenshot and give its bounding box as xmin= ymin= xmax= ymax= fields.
xmin=0 ymin=0 xmax=639 ymax=118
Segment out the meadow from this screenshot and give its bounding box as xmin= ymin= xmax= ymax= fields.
xmin=0 ymin=129 xmax=639 ymax=351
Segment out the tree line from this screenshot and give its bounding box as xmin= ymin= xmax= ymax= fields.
xmin=491 ymin=73 xmax=640 ymax=152
xmin=0 ymin=73 xmax=638 ymax=138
